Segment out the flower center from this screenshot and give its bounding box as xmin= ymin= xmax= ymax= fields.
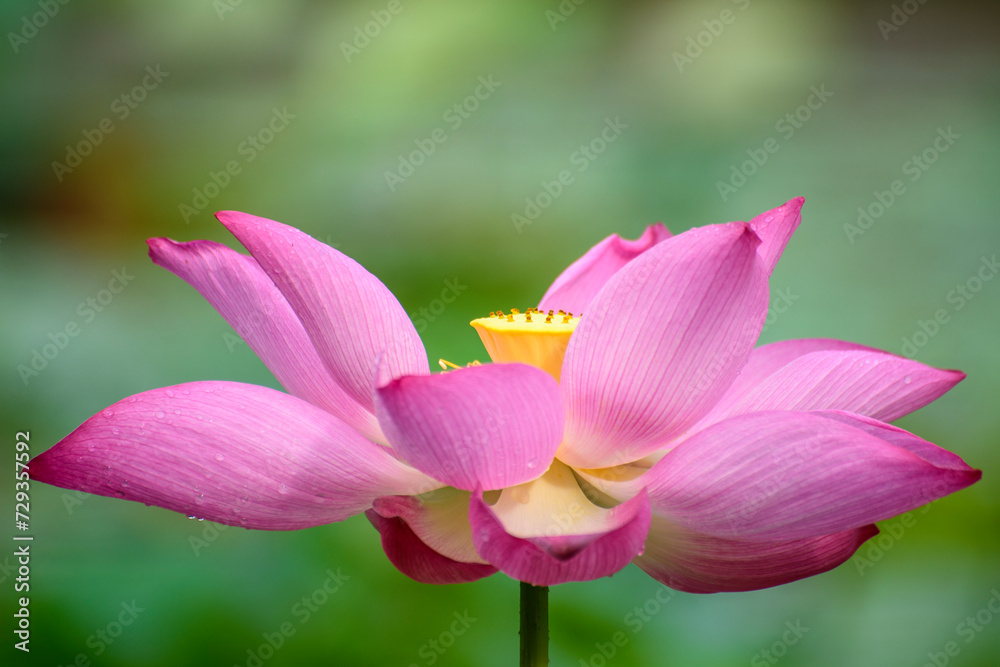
xmin=470 ymin=308 xmax=580 ymax=381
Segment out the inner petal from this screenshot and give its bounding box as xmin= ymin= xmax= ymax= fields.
xmin=373 ymin=487 xmax=488 ymax=564
xmin=489 ymin=459 xmax=618 ymax=543
xmin=470 ymin=308 xmax=580 ymax=381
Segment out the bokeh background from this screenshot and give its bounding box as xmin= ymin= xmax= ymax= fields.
xmin=2 ymin=0 xmax=998 ymax=665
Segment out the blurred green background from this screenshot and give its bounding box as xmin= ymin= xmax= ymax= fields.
xmin=2 ymin=0 xmax=998 ymax=665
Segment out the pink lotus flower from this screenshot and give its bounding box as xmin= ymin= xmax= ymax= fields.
xmin=29 ymin=198 xmax=980 ymax=592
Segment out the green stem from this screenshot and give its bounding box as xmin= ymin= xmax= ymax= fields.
xmin=519 ymin=581 xmax=549 ymax=666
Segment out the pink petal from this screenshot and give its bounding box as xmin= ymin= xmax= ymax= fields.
xmin=812 ymin=410 xmax=974 ymax=470
xmin=693 ymin=346 xmax=965 ymax=429
xmin=366 ymin=509 xmax=497 ymax=584
xmin=216 ymin=211 xmax=428 ymax=414
xmin=469 ymin=487 xmax=651 ymax=586
xmin=374 ymin=363 xmax=563 ymax=491
xmin=538 ymin=223 xmax=671 ymax=314
xmin=635 ymin=514 xmax=878 ymax=593
xmin=748 ymin=197 xmax=804 ymax=275
xmin=643 ymin=411 xmax=980 ymax=541
xmin=559 ymin=222 xmax=769 ymax=469
xmin=717 ymin=339 xmax=884 ymax=404
xmin=28 ymin=382 xmax=439 ymax=530
xmin=148 ymin=238 xmax=383 ymax=443
xmin=372 ymin=489 xmax=487 ymax=564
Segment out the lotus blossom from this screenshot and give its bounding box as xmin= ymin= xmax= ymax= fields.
xmin=29 ymin=198 xmax=980 ymax=592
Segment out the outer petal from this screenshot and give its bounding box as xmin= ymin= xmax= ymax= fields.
xmin=693 ymin=346 xmax=965 ymax=430
xmin=28 ymin=382 xmax=440 ymax=530
xmin=148 ymin=238 xmax=383 ymax=443
xmin=635 ymin=514 xmax=878 ymax=593
xmin=216 ymin=211 xmax=428 ymax=413
xmin=642 ymin=411 xmax=980 ymax=541
xmin=469 ymin=481 xmax=651 ymax=586
xmin=711 ymin=338 xmax=882 ymax=406
xmin=748 ymin=197 xmax=803 ymax=275
xmin=366 ymin=509 xmax=497 ymax=584
xmin=811 ymin=410 xmax=974 ymax=470
xmin=372 ymin=488 xmax=487 ymax=564
xmin=374 ymin=363 xmax=563 ymax=491
xmin=560 ymin=222 xmax=769 ymax=469
xmin=538 ymin=223 xmax=671 ymax=314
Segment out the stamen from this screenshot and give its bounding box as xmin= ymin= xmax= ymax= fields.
xmin=439 ymin=358 xmax=483 ymax=370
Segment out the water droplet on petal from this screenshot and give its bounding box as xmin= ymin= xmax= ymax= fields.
xmin=187 ymin=515 xmax=197 ymax=520
xmin=526 ymin=458 xmax=537 ymax=469
xmin=195 ymin=494 xmax=205 ymax=505
xmin=166 ymin=390 xmax=175 ymax=398
xmin=155 ymin=411 xmax=165 ymax=419
xmin=197 ymin=517 xmax=205 ymax=522
xmin=215 ymin=453 xmax=225 ymax=462
xmin=904 ymin=376 xmax=912 ymax=384
xmin=102 ymin=409 xmax=114 ymax=418
xmin=278 ymin=484 xmax=288 ymax=495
